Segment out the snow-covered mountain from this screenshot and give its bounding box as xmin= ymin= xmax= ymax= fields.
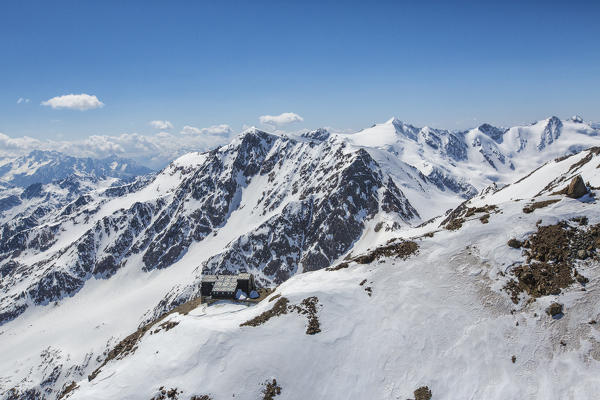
xmin=1 ymin=116 xmax=599 ymax=399
xmin=0 ymin=150 xmax=152 ymax=188
xmin=0 ymin=129 xmax=424 ymax=326
xmin=68 ymin=162 xmax=600 ymax=399
xmin=343 ymin=115 xmax=598 ymax=194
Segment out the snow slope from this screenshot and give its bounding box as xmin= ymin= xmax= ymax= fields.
xmin=0 ymin=129 xmax=426 ymax=398
xmin=65 ymin=149 xmax=600 ymax=399
xmin=1 ymin=118 xmax=599 ymax=399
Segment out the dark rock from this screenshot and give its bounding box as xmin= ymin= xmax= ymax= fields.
xmin=21 ymin=183 xmax=44 ymax=199
xmin=546 ymin=302 xmax=563 ymax=318
xmin=0 ymin=195 xmax=21 ymax=212
xmin=507 ymin=239 xmax=522 ymax=249
xmin=566 ymin=175 xmax=588 ymax=199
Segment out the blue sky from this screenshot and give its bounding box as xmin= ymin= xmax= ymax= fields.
xmin=1 ymin=0 xmax=599 ymax=144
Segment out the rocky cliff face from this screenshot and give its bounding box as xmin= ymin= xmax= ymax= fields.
xmin=0 ymin=129 xmax=419 ymax=326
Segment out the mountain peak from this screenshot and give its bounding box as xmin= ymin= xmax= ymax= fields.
xmin=240 ymin=126 xmax=261 ymax=134
xmin=477 ymin=123 xmax=506 ymax=143
xmin=537 ymin=116 xmax=563 ymax=150
xmin=547 ymin=115 xmax=562 ymax=124
xmin=388 ymin=117 xmax=419 ymax=140
xmin=301 ymin=128 xmax=330 ymax=142
xmin=570 ymin=115 xmax=584 ymax=123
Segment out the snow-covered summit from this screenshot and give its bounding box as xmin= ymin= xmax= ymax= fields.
xmin=338 ymin=116 xmax=599 ymax=196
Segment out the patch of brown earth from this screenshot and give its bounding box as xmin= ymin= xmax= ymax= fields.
xmin=292 ymin=296 xmax=321 ymax=335
xmin=240 ymin=297 xmax=290 ymax=327
xmin=268 ymin=293 xmax=282 ymax=302
xmin=506 ymin=261 xmax=574 ymax=302
xmin=326 ymin=262 xmax=349 ymax=271
xmin=353 ymin=240 xmax=418 ymax=264
xmin=153 ymin=320 xmax=179 ymax=334
xmin=504 ymin=222 xmax=600 ymax=304
xmin=569 ymin=151 xmax=599 ymax=172
xmin=464 ymin=205 xmax=499 ymax=217
xmin=150 ymin=387 xmax=182 ymax=400
xmin=328 ymin=240 xmax=418 ymax=270
xmin=571 ymin=216 xmax=589 ymax=226
xmin=242 ymin=296 xmax=322 ymax=335
xmin=566 ymin=175 xmax=589 ymax=198
xmin=445 ymin=217 xmax=465 ymax=231
xmin=262 ymin=379 xmax=282 ymax=400
xmin=441 ymin=204 xmax=499 ymax=230
xmin=522 ymin=199 xmax=561 ymax=214
xmin=414 ymin=386 xmax=432 ymax=400
xmin=555 ymin=154 xmax=574 ymax=163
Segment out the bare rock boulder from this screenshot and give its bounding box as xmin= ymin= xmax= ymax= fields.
xmin=546 ymin=302 xmax=563 ymax=318
xmin=566 ymin=175 xmax=588 ymax=199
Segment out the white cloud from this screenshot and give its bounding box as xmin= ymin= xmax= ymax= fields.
xmin=41 ymin=93 xmax=104 ymax=111
xmin=149 ymin=120 xmax=173 ymax=130
xmin=259 ymin=112 xmax=303 ymax=126
xmin=0 ymin=132 xmax=41 ymax=151
xmin=181 ymin=124 xmax=232 ymax=136
xmin=155 ymin=131 xmax=172 ymax=139
xmin=17 ymin=97 xmax=30 ymax=104
xmin=180 ymin=125 xmax=202 ymax=135
xmin=0 ymin=127 xmax=236 ymax=170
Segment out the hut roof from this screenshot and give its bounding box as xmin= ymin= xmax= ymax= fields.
xmin=212 ymin=275 xmax=238 ymax=293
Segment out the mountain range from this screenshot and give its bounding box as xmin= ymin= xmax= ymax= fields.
xmin=0 ymin=150 xmax=151 ymax=188
xmin=0 ymin=116 xmax=599 ymax=399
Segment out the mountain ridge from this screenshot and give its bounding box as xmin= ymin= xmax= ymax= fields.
xmin=0 ymin=116 xmax=599 ymax=399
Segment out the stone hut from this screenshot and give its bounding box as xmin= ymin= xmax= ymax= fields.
xmin=201 ymin=272 xmax=257 ymax=299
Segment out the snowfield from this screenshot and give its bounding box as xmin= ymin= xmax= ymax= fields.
xmin=1 ymin=116 xmax=600 ymax=399
xmin=71 ymin=189 xmax=600 ymax=400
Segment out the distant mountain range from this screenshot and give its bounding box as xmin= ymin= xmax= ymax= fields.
xmin=0 ymin=150 xmax=152 ymax=188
